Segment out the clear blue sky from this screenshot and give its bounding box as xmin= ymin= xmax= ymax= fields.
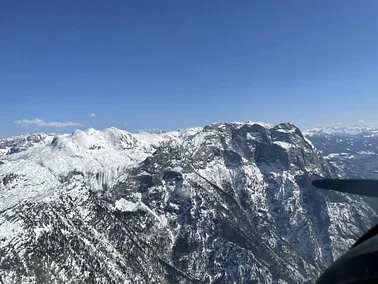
xmin=1 ymin=0 xmax=378 ymax=137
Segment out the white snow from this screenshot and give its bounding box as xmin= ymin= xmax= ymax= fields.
xmin=273 ymin=141 xmax=292 ymax=150
xmin=246 ymin=121 xmax=273 ymax=128
xmin=0 ymin=215 xmax=24 ymax=248
xmin=34 ymin=224 xmax=53 ymax=239
xmin=246 ymin=132 xmax=263 ymax=141
xmin=357 ymin=151 xmax=376 ymax=155
xmin=276 ymin=128 xmax=296 ymax=134
xmin=325 ymin=153 xmax=340 ymax=158
xmin=0 ymin=128 xmax=171 ymax=210
xmin=303 ymin=137 xmax=316 ymax=150
xmin=115 ymin=198 xmax=139 ymax=212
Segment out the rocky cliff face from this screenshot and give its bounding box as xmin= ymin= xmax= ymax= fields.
xmin=0 ymin=122 xmax=376 ymax=283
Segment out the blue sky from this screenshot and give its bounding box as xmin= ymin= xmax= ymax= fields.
xmin=1 ymin=0 xmax=378 ymax=137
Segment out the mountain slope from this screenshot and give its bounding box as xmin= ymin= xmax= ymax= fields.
xmin=0 ymin=122 xmax=376 ymax=283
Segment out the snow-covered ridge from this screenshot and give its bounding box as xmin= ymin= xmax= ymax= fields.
xmin=0 ymin=127 xmax=179 ymax=211
xmin=0 ymin=133 xmax=56 ymax=157
xmin=0 ymin=122 xmax=294 ymax=154
xmin=304 ymin=125 xmax=378 ymax=137
xmin=0 ymin=122 xmax=302 ymax=211
xmin=0 ymin=122 xmax=306 ymax=164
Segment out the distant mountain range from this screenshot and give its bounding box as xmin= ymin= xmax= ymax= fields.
xmin=304 ymin=125 xmax=378 ymax=137
xmin=0 ymin=122 xmax=376 ymax=283
xmin=304 ymin=126 xmax=378 ymax=179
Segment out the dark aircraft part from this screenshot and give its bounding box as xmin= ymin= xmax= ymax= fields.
xmin=313 ymin=179 xmax=378 ymax=283
xmin=312 ymin=179 xmax=378 ymax=198
xmin=315 ymin=230 xmax=378 ymax=284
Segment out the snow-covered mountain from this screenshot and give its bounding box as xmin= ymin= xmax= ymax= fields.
xmin=0 ymin=122 xmax=376 ymax=283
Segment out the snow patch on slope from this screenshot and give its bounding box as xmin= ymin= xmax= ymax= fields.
xmin=115 ymin=199 xmax=139 ymax=212
xmin=274 ymin=141 xmax=292 ymax=150
xmin=0 ymin=215 xmax=24 ymax=248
